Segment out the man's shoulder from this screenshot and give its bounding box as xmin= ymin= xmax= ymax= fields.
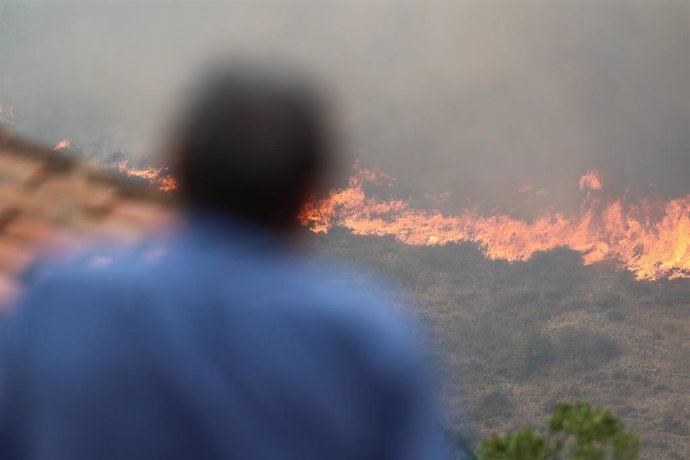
xmin=13 ymin=243 xmax=161 ymax=321
xmin=18 ymin=240 xmax=422 ymax=362
xmin=23 ymin=238 xmax=181 ymax=286
xmin=276 ymin=261 xmax=424 ymax=364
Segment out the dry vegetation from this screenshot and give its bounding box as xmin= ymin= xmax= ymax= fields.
xmin=309 ymin=229 xmax=690 ymax=459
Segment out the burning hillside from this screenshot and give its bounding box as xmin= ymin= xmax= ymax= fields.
xmin=117 ymin=161 xmax=178 ymax=192
xmin=33 ymin=135 xmax=690 ymax=283
xmin=28 ymin=124 xmax=690 ymax=283
xmin=300 ymin=165 xmax=690 ymax=281
xmin=110 ymin=155 xmax=690 ymax=281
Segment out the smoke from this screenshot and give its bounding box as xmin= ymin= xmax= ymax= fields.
xmin=1 ymin=1 xmax=688 ymax=213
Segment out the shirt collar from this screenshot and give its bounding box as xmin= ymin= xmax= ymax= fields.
xmin=178 ymin=209 xmax=289 ymax=254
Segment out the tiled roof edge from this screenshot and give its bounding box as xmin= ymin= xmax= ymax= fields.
xmin=0 ymin=128 xmax=174 ymax=204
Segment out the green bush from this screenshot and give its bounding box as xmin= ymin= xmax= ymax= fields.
xmin=476 ymin=402 xmax=639 ymax=460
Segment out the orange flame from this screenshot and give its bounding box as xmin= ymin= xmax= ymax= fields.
xmin=158 ymin=176 xmax=178 ymax=192
xmin=115 ymin=158 xmax=690 ymax=281
xmin=300 ymin=166 xmax=690 ymax=281
xmin=53 ymin=139 xmax=72 ymax=151
xmin=117 ymin=161 xmax=177 ymax=192
xmin=579 ymin=169 xmax=603 ymax=191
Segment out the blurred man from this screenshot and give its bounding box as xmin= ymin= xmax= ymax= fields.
xmin=0 ymin=63 xmax=447 ymax=459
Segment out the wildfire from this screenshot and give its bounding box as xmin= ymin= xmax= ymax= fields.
xmin=53 ymin=139 xmax=72 ymax=151
xmin=579 ymin=170 xmax=603 ymax=191
xmin=158 ymin=176 xmax=178 ymax=192
xmin=300 ymin=165 xmax=690 ymax=281
xmin=111 ymin=157 xmax=690 ymax=281
xmin=117 ymin=161 xmax=178 ymax=192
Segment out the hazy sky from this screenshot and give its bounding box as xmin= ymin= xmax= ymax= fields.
xmin=1 ymin=1 xmax=688 ymax=213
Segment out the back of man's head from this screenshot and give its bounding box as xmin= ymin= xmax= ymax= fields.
xmin=171 ymin=62 xmax=332 ymax=229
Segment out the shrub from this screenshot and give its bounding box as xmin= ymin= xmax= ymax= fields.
xmin=554 ymin=327 xmax=621 ymax=373
xmin=496 ymin=334 xmax=554 ymax=380
xmin=476 ymin=389 xmax=514 ymax=419
xmin=476 ymin=402 xmax=640 ymax=460
xmin=661 ymin=414 xmax=689 ymax=436
xmin=596 ymin=292 xmax=622 ymax=310
xmin=605 ymin=309 xmax=626 ymax=322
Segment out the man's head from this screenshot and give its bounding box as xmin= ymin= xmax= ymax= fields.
xmin=170 ymin=62 xmax=333 ymax=230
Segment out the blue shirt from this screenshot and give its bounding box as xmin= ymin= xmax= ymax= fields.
xmin=0 ymin=213 xmax=446 ymax=460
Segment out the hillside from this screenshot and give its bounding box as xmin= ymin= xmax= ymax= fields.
xmin=308 ymin=228 xmax=690 ymax=459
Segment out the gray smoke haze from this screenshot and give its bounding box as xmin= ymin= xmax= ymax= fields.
xmin=1 ymin=1 xmax=688 ymax=214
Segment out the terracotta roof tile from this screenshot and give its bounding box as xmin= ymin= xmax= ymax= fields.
xmin=0 ymin=129 xmax=176 ymax=310
xmin=0 ymin=238 xmax=36 ymax=275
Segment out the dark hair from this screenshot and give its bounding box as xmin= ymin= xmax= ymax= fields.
xmin=172 ymin=62 xmax=332 ymax=228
